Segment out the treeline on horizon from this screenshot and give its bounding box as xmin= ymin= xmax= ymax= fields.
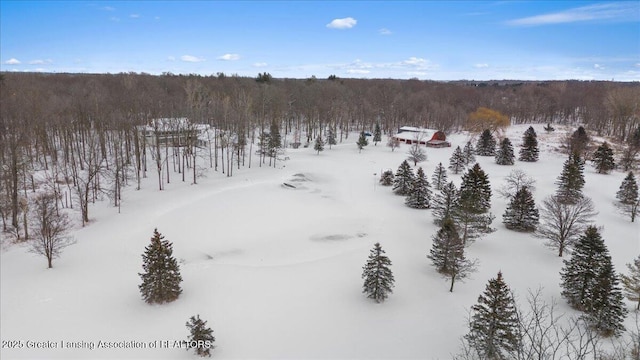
xmin=1 ymin=71 xmax=639 ymax=141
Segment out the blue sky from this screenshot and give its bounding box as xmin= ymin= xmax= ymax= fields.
xmin=1 ymin=1 xmax=639 ymax=80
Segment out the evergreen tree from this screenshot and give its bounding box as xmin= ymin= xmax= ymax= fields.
xmin=432 ymin=181 xmax=458 ymax=226
xmin=555 ymin=152 xmax=585 ymax=204
xmin=569 ymin=126 xmax=589 ymax=156
xmin=373 ymin=123 xmax=382 ymax=145
xmin=465 ymin=271 xmax=520 ymax=359
xmin=476 ymin=129 xmax=496 ymax=156
xmin=592 ymin=142 xmax=616 ymax=174
xmin=448 ymin=146 xmax=466 ymax=174
xmin=560 ymin=226 xmax=627 ymax=336
xmin=462 ymin=141 xmax=476 ymax=166
xmin=327 ymin=127 xmax=337 ymax=149
xmin=518 ymin=126 xmax=539 ymax=162
xmin=356 ymin=131 xmax=369 ymax=153
xmin=616 ymin=171 xmax=640 ymax=222
xmin=428 ymin=218 xmax=477 ymax=292
xmin=268 ymin=120 xmax=282 ymax=159
xmin=393 ymin=160 xmax=414 ymax=196
xmin=362 ymin=242 xmax=395 ymax=303
xmin=495 ymin=137 xmax=515 ymax=165
xmin=431 ymin=162 xmax=448 ymax=191
xmin=139 ymin=229 xmax=183 ymax=304
xmin=405 ymin=167 xmax=432 ymax=209
xmin=621 ymin=255 xmax=640 ymax=310
xmin=502 ymin=186 xmax=539 ymax=232
xmin=455 ymin=164 xmax=494 ymax=244
xmin=459 ymin=163 xmax=492 ymax=214
xmin=314 ymin=135 xmax=324 ymax=154
xmin=185 ymin=315 xmax=215 ymax=357
xmin=379 ymin=170 xmax=394 ymax=186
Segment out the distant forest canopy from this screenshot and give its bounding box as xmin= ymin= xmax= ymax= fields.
xmin=1 ymin=72 xmax=639 ymax=141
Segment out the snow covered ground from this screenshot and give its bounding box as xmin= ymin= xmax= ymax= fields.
xmin=1 ymin=124 xmax=638 ymax=359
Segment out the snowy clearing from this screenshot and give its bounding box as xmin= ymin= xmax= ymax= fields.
xmin=1 ymin=124 xmax=638 ymax=359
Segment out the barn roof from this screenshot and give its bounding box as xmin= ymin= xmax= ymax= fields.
xmin=394 ymin=127 xmax=440 ymax=142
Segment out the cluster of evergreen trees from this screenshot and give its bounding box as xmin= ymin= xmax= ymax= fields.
xmin=475 ymin=126 xmax=541 ymax=167
xmin=461 ymin=236 xmax=636 ymax=358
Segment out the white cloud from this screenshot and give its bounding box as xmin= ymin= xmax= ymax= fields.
xmin=109 ymin=16 xmax=120 ymax=22
xmin=474 ymin=63 xmax=490 ymax=68
xmin=594 ymin=64 xmax=605 ymax=69
xmin=635 ymin=63 xmax=640 ymax=68
xmin=347 ymin=69 xmax=370 ymax=74
xmin=181 ymin=55 xmax=205 ymax=62
xmin=326 ymin=17 xmax=357 ymax=29
xmin=130 ymin=14 xmax=140 ymax=18
xmin=102 ymin=6 xmax=115 ymax=11
xmin=402 ymin=57 xmax=427 ymax=66
xmin=253 ymin=62 xmax=268 ymax=67
xmin=217 ymin=53 xmax=240 ymax=61
xmin=378 ymin=28 xmax=392 ymax=35
xmin=155 ymin=16 xmax=160 ymax=20
xmin=5 ymin=58 xmax=21 ymax=65
xmin=167 ymin=56 xmax=176 ymax=61
xmin=507 ymin=2 xmax=640 ymax=26
xmin=29 ymin=59 xmax=53 ymax=65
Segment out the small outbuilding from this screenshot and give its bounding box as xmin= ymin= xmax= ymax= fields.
xmin=392 ymin=126 xmax=450 ymax=148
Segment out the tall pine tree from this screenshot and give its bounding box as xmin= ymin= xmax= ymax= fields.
xmin=459 ymin=163 xmax=492 ymax=213
xmin=362 ymin=243 xmax=395 ymax=303
xmin=476 ymin=129 xmax=496 ymax=156
xmin=431 ymin=162 xmax=448 ymax=191
xmin=621 ymin=255 xmax=640 ymax=310
xmin=560 ymin=226 xmax=627 ymax=336
xmin=616 ymin=171 xmax=639 ymax=222
xmin=185 ymin=315 xmax=216 ymax=357
xmin=314 ymin=135 xmax=325 ymax=154
xmin=432 ymin=181 xmax=458 ymax=226
xmin=405 ymin=167 xmax=432 ymax=209
xmin=428 ymin=218 xmax=477 ymax=292
xmin=139 ymin=229 xmax=183 ymax=304
xmin=592 ymin=142 xmax=615 ymax=174
xmin=518 ymin=126 xmax=539 ymax=162
xmin=455 ymin=164 xmax=494 ymax=244
xmin=502 ymin=186 xmax=539 ymax=232
xmin=495 ymin=137 xmax=515 ymax=165
xmin=463 ymin=141 xmax=476 ymax=166
xmin=569 ymin=126 xmax=589 ymax=156
xmin=555 ymin=152 xmax=585 ymax=204
xmin=356 ymin=131 xmax=369 ymax=153
xmin=373 ymin=123 xmax=382 ymax=145
xmin=393 ymin=160 xmax=414 ymax=196
xmin=449 ymin=146 xmax=466 ymax=174
xmin=327 ymin=127 xmax=337 ymax=149
xmin=465 ymin=271 xmax=520 ymax=359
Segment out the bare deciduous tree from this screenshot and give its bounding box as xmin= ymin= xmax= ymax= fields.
xmin=407 ymin=143 xmax=427 ymax=166
xmin=30 ymin=192 xmax=74 ymax=268
xmin=536 ymin=196 xmax=597 ymax=257
xmin=497 ymin=169 xmax=536 ymax=200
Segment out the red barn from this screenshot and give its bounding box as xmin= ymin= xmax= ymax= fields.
xmin=392 ymin=126 xmax=450 ymax=148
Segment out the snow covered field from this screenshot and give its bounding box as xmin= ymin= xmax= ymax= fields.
xmin=1 ymin=124 xmax=638 ymax=359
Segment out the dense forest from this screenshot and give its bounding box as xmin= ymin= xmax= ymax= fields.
xmin=1 ymin=72 xmax=639 ymax=238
